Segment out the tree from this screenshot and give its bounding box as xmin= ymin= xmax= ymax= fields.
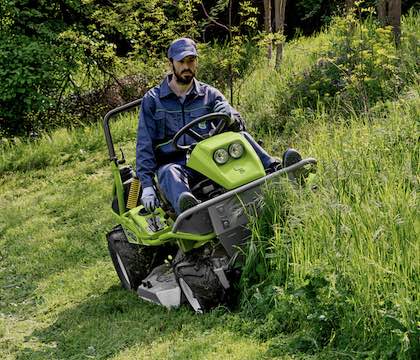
xmin=274 ymin=0 xmax=287 ymax=69
xmin=0 ymin=0 xmax=199 ymax=136
xmin=345 ymin=0 xmax=355 ymax=13
xmin=264 ymin=0 xmax=273 ymax=59
xmin=377 ymin=0 xmax=401 ymax=44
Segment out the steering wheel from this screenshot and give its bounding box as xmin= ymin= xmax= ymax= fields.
xmin=172 ymin=112 xmax=231 ymax=151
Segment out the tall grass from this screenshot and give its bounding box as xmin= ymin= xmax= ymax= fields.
xmin=237 ymin=11 xmax=419 ymax=358
xmin=240 ymin=88 xmax=419 ymax=358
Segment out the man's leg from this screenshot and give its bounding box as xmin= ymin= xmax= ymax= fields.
xmin=157 ymin=163 xmax=200 ymax=215
xmin=241 ymin=131 xmax=302 ymax=172
xmin=240 ymin=131 xmax=278 ymax=168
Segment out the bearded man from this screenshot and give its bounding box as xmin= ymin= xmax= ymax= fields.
xmin=136 ymin=38 xmax=300 ymax=215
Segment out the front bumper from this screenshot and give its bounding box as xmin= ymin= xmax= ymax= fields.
xmin=173 ymin=158 xmax=317 ymax=254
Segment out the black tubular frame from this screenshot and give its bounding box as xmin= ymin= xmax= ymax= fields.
xmin=103 ymin=98 xmax=142 ymax=163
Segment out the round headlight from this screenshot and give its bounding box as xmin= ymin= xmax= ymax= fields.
xmin=228 ymin=142 xmax=244 ymax=159
xmin=213 ymin=148 xmax=229 ymax=164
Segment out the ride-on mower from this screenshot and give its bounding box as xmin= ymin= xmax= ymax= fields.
xmin=103 ymin=99 xmax=316 ymax=313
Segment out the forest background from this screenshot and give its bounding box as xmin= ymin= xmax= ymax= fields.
xmin=0 ymin=0 xmax=418 ymax=137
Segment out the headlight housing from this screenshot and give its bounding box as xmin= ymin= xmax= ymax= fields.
xmin=213 ymin=148 xmax=229 ymax=164
xmin=228 ymin=142 xmax=244 ymax=159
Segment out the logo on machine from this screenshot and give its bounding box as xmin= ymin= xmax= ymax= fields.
xmin=233 ymin=167 xmax=245 ymax=174
xmin=124 ymin=228 xmax=138 ymax=243
xmin=198 ymin=121 xmax=207 ymax=129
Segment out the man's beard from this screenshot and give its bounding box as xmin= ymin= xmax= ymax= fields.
xmin=173 ymin=68 xmax=195 ymax=85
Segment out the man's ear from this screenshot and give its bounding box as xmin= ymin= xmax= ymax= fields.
xmin=167 ymin=59 xmax=174 ymax=73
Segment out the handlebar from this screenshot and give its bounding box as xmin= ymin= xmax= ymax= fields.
xmin=103 ymin=98 xmax=142 ymax=163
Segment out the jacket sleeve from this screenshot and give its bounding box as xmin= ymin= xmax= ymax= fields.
xmin=212 ymin=89 xmax=246 ymax=132
xmin=136 ymin=96 xmax=157 ymax=188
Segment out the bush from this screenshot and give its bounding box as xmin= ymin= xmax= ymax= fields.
xmin=197 ymin=39 xmax=262 ymax=94
xmin=261 ymin=10 xmax=420 ymax=135
xmin=0 ymin=0 xmax=198 ymax=137
xmin=0 ymin=34 xmax=74 ymax=136
xmin=283 ymin=15 xmax=403 ymax=115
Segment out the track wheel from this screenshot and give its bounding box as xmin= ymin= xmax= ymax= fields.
xmin=106 ymin=225 xmax=156 ymax=291
xmin=174 ymin=252 xmax=226 ymax=312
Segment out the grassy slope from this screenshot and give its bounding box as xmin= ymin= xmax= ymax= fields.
xmin=1 ymin=16 xmax=419 ymax=360
xmin=0 ymin=114 xmax=273 ymax=360
xmin=241 ymin=89 xmax=419 ymax=357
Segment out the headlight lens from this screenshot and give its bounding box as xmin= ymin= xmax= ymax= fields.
xmin=213 ymin=148 xmax=229 ymax=164
xmin=228 ymin=142 xmax=244 ymax=159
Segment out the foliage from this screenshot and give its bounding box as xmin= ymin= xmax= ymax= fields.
xmin=0 ymin=0 xmax=199 ymax=137
xmin=0 ymin=34 xmax=69 ymax=136
xmin=296 ymin=16 xmax=401 ymax=112
xmin=0 ymin=0 xmax=265 ymax=136
xmin=197 ymin=39 xmax=262 ymax=93
xmin=289 ymin=0 xmax=418 ymax=37
xmin=1 ymin=12 xmax=419 ymax=357
xmin=197 ymin=0 xmax=261 ymax=101
xmin=263 ymin=9 xmax=420 ymax=133
xmin=295 ymin=0 xmax=343 ymax=28
xmin=0 ymin=1 xmax=76 ymax=136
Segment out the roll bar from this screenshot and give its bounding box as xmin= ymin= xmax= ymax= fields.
xmin=102 ymin=98 xmax=142 ymax=163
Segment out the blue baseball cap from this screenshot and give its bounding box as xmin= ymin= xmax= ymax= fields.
xmin=167 ymin=38 xmax=198 ymax=61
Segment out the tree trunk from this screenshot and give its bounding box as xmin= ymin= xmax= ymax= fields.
xmin=345 ymin=0 xmax=355 ymax=14
xmin=274 ymin=0 xmax=287 ymax=69
xmin=264 ymin=0 xmax=272 ymax=59
xmin=377 ymin=0 xmax=401 ymax=45
xmin=228 ymin=0 xmax=233 ymax=104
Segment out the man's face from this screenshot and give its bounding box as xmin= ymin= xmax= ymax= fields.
xmin=171 ymin=55 xmax=197 ymax=85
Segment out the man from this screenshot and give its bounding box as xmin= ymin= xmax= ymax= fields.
xmin=136 ymin=38 xmax=300 ymax=215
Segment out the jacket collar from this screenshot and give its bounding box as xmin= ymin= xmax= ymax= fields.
xmin=159 ymin=74 xmax=205 ymax=98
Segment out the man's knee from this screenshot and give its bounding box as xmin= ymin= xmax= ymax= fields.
xmin=157 ymin=163 xmax=183 ymax=183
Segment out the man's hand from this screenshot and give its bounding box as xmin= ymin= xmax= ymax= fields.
xmin=141 ymin=186 xmax=160 ymax=213
xmin=213 ymin=100 xmax=232 ymax=120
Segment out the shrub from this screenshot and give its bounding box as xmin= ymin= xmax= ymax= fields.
xmin=0 ymin=33 xmax=74 ymax=136
xmin=0 ymin=0 xmax=198 ymax=137
xmin=262 ymin=10 xmax=420 ymax=135
xmin=283 ymin=14 xmax=403 ymax=115
xmin=197 ymin=39 xmax=262 ymax=94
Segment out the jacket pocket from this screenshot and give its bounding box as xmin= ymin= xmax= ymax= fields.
xmin=153 ymin=112 xmax=166 ymax=140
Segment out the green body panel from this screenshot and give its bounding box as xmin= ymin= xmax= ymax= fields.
xmin=187 ymin=132 xmax=266 ymax=190
xmin=109 ymin=131 xmax=266 ymax=251
xmin=112 ymin=205 xmax=215 ymax=248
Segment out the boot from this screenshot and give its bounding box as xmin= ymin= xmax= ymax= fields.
xmin=178 ymin=192 xmax=200 ymax=214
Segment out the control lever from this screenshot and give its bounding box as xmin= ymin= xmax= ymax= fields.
xmin=146 ymin=216 xmax=164 ymax=232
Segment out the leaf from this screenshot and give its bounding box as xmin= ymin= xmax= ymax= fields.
xmin=256 ymin=263 xmax=265 ymax=276
xmin=384 ymin=314 xmax=407 ymax=331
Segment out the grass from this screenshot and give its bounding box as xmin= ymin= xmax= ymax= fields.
xmin=0 ymin=121 xmax=272 ymax=360
xmin=240 ymin=89 xmax=419 ymax=357
xmin=1 ymin=11 xmax=419 ymax=360
xmin=234 ymin=12 xmax=419 ymax=358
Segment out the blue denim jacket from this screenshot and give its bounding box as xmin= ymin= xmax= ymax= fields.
xmin=136 ymin=75 xmax=245 ymax=188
